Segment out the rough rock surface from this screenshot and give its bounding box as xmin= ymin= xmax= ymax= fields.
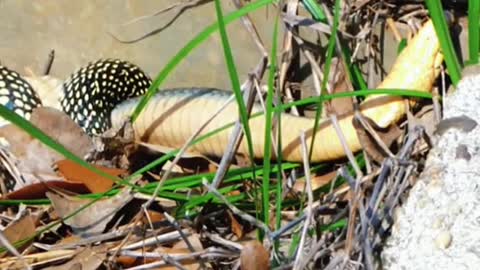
xmin=382 ymin=73 xmax=480 ymax=269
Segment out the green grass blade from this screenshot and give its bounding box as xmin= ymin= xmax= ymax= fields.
xmin=1 ymin=163 xmax=302 ymax=207
xmin=281 ymin=88 xmax=433 ymax=109
xmin=274 ymin=91 xmax=284 ymax=231
xmin=131 ymin=0 xmax=276 ymax=121
xmin=263 ymin=15 xmax=279 ymax=228
xmin=303 ymin=0 xmax=366 ymax=90
xmin=341 ymin=45 xmax=368 ymax=90
xmin=320 ymin=0 xmax=340 ymax=93
xmin=309 ymin=0 xmax=340 ymax=161
xmin=302 ymin=0 xmax=327 ymax=23
xmin=213 ymin=0 xmax=255 ymax=163
xmin=468 ymin=0 xmax=480 ymax=64
xmin=397 ymin=38 xmax=408 ymax=54
xmin=425 ymin=0 xmax=462 ymax=85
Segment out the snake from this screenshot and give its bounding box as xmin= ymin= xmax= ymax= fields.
xmin=0 ymin=19 xmax=442 ymax=163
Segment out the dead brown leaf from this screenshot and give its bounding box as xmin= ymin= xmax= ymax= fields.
xmin=56 ymin=159 xmax=126 ymax=193
xmin=0 ymin=107 xmax=94 ymax=190
xmin=119 ymin=233 xmax=202 ymax=269
xmin=0 ymin=125 xmax=61 ymax=185
xmin=44 ymin=247 xmax=105 ymax=270
xmin=165 ymin=233 xmax=203 ymax=269
xmin=29 ymin=107 xmax=94 ymax=157
xmin=5 ymin=181 xmax=90 ymax=200
xmin=152 ymin=247 xmax=198 ymax=270
xmin=240 ymin=241 xmax=270 ymax=270
xmin=142 ymin=210 xmax=166 ymax=224
xmin=353 ymin=115 xmax=402 ymax=163
xmin=117 ymin=234 xmax=203 ymax=269
xmin=293 ymin=170 xmax=337 ymax=193
xmin=55 ymin=235 xmax=82 ymax=246
xmin=0 ymin=213 xmax=36 ymax=256
xmin=328 ymin=57 xmax=355 ymax=116
xmin=47 ymin=188 xmax=133 ymax=237
xmin=172 ymin=232 xmax=203 ymax=250
xmin=228 ymin=211 xmax=244 ymax=239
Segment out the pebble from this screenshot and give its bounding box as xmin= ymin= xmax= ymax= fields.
xmin=435 ymin=230 xmax=452 ymax=249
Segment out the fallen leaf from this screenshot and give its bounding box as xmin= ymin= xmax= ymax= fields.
xmin=408 ymin=104 xmax=437 ymax=138
xmin=152 ymin=247 xmax=198 ymax=270
xmin=166 ymin=233 xmax=203 ymax=269
xmin=163 ymin=160 xmax=191 ymax=174
xmin=228 ymin=211 xmax=244 ymax=239
xmin=5 ymin=181 xmax=90 ymax=200
xmin=353 ymin=114 xmax=402 ymax=163
xmin=0 ymin=213 xmax=36 ymax=256
xmin=293 ymin=170 xmax=337 ymax=193
xmin=43 ymin=247 xmax=105 ymax=270
xmin=139 ymin=142 xmax=215 ymax=161
xmin=47 ymin=188 xmax=133 ymax=237
xmin=172 ymin=232 xmax=203 ymax=250
xmin=0 ymin=107 xmax=94 ymax=190
xmin=141 ymin=210 xmax=166 ymax=224
xmin=139 ymin=142 xmax=219 ymax=172
xmin=328 ymin=57 xmax=355 ymax=116
xmin=117 ymin=233 xmax=202 ymax=269
xmin=240 ymin=241 xmax=270 ymax=270
xmin=0 ymin=125 xmax=60 ymax=186
xmin=29 ymin=107 xmax=94 ymax=158
xmin=56 ymin=159 xmax=125 ymax=193
xmin=55 ymin=235 xmax=82 ymax=246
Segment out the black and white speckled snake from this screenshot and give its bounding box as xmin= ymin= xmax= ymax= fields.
xmin=0 ymin=19 xmax=442 ymax=162
xmin=0 ymin=59 xmax=150 ymax=135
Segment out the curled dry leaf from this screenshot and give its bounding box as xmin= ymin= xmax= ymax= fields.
xmin=117 ymin=232 xmax=202 ymax=269
xmin=47 ymin=188 xmax=133 ymax=237
xmin=43 ymin=247 xmax=105 ymax=270
xmin=172 ymin=232 xmax=203 ymax=250
xmin=5 ymin=181 xmax=90 ymax=200
xmin=55 ymin=159 xmax=126 ymax=193
xmin=139 ymin=142 xmax=219 ymax=172
xmin=352 ymin=114 xmax=403 ymax=163
xmin=0 ymin=213 xmax=36 ymax=256
xmin=0 ymin=124 xmax=60 ymax=187
xmin=0 ymin=107 xmax=94 ymax=189
xmin=228 ymin=211 xmax=244 ymax=239
xmin=327 ymin=57 xmax=355 ymax=116
xmin=141 ymin=210 xmax=166 ymax=224
xmin=168 ymin=233 xmax=203 ymax=270
xmin=293 ymin=170 xmax=338 ymax=193
xmin=240 ymin=241 xmax=270 ymax=270
xmin=29 ymin=107 xmax=94 ymax=157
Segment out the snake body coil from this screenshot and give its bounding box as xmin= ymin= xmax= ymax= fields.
xmin=0 ymin=19 xmax=442 ymax=163
xmin=0 ymin=66 xmax=42 ymax=120
xmin=0 ymin=59 xmax=151 ymax=135
xmin=60 ymin=59 xmax=151 ymax=134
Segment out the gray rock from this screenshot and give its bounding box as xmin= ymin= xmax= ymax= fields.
xmin=382 ymin=72 xmax=480 ymax=269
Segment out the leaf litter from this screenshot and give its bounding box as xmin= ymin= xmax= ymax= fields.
xmin=0 ymin=1 xmax=464 ymax=269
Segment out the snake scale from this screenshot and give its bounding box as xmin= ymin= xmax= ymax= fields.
xmin=0 ymin=20 xmax=442 ymax=163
